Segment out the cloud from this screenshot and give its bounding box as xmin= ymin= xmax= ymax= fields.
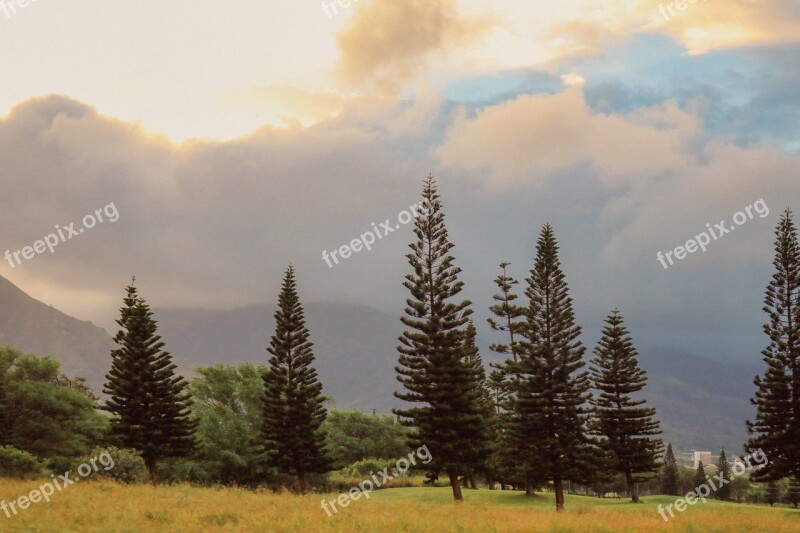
xmin=434 ymin=89 xmax=700 ymax=189
xmin=644 ymin=0 xmax=800 ymax=55
xmin=335 ymin=0 xmax=491 ymax=91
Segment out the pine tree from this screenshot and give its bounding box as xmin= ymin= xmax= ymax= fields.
xmin=485 ymin=370 xmax=503 ymax=413
xmin=747 ymin=208 xmax=800 ymax=482
xmin=787 ymin=477 xmax=800 ymax=508
xmin=104 ymin=279 xmax=197 ymax=485
xmin=694 ymin=461 xmax=707 ymax=488
xmin=463 ymin=320 xmax=492 ymax=489
xmin=510 ymin=224 xmax=591 ymax=511
xmin=716 ymin=449 xmax=733 ymax=501
xmin=766 ymin=481 xmax=781 ymax=506
xmin=487 ymin=262 xmax=525 ymax=365
xmin=661 ymin=443 xmax=679 ymax=496
xmin=590 ymin=309 xmax=663 ymax=503
xmin=394 ymin=175 xmax=489 ymax=503
xmin=261 ymin=265 xmax=331 ymax=495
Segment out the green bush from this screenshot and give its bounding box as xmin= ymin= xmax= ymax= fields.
xmin=70 ymin=446 xmax=148 ymax=484
xmin=0 ymin=445 xmax=45 ymax=478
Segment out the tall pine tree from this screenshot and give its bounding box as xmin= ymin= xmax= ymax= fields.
xmin=394 ymin=175 xmax=489 ymax=502
xmin=104 ymin=279 xmax=197 ymax=485
xmin=590 ymin=309 xmax=663 ymax=503
xmin=747 ymin=208 xmax=800 ymax=482
xmin=261 ymin=265 xmax=331 ymax=495
xmin=694 ymin=461 xmax=707 ymax=488
xmin=510 ymin=224 xmax=591 ymax=511
xmin=716 ymin=449 xmax=732 ymax=501
xmin=661 ymin=443 xmax=679 ymax=496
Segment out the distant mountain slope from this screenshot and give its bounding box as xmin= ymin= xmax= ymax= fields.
xmin=0 ymin=274 xmax=763 ymax=453
xmin=637 ymin=348 xmax=759 ymax=454
xmin=0 ymin=276 xmax=114 ymax=390
xmin=155 ymin=302 xmax=760 ymax=453
xmin=154 ymin=302 xmax=401 ymax=412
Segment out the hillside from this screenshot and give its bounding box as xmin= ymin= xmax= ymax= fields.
xmin=0 ymin=276 xmax=114 ymax=389
xmin=0 ymin=275 xmax=760 ymax=453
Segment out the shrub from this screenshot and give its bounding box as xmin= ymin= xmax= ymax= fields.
xmin=0 ymin=445 xmax=45 ymax=478
xmin=70 ymin=446 xmax=148 ymax=484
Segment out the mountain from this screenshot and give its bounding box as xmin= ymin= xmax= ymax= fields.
xmin=0 ymin=276 xmax=114 ymax=389
xmin=154 ymin=303 xmax=759 ymax=453
xmin=0 ymin=274 xmax=763 ymax=453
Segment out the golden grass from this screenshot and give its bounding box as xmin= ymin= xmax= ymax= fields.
xmin=0 ymin=479 xmax=797 ymax=532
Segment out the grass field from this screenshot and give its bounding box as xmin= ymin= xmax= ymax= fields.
xmin=0 ymin=479 xmax=798 ymax=532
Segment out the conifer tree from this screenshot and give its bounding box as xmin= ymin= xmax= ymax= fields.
xmin=766 ymin=481 xmax=781 ymax=506
xmin=716 ymin=449 xmax=732 ymax=501
xmin=394 ymin=175 xmax=489 ymax=503
xmin=104 ymin=279 xmax=197 ymax=485
xmin=747 ymin=208 xmax=800 ymax=482
xmin=463 ymin=320 xmax=492 ymax=489
xmin=487 ymin=370 xmax=509 ymax=415
xmin=261 ymin=265 xmax=331 ymax=495
xmin=486 ymin=262 xmax=529 ymax=491
xmin=510 ymin=224 xmax=591 ymax=511
xmin=694 ymin=461 xmax=707 ymax=488
xmin=589 ymin=309 xmax=662 ymax=503
xmin=487 ymin=262 xmax=525 ymax=365
xmin=661 ymin=443 xmax=679 ymax=496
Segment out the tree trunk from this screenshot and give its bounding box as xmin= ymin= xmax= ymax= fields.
xmin=525 ymin=480 xmax=533 ymax=495
xmin=468 ymin=475 xmax=477 ymax=490
xmin=554 ymin=477 xmax=565 ymax=511
xmin=448 ymin=471 xmax=464 ymax=502
xmin=145 ymin=456 xmax=158 ymax=486
xmin=625 ymin=471 xmax=639 ymax=503
xmin=297 ymin=470 xmax=308 ymax=495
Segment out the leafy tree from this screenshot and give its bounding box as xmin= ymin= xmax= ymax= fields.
xmin=262 ymin=265 xmax=331 ymax=494
xmin=394 ymin=175 xmax=489 ymax=502
xmin=104 ymin=280 xmax=197 ymax=485
xmin=716 ymin=449 xmax=733 ymax=501
xmin=509 ymin=224 xmax=592 ymax=511
xmin=0 ymin=347 xmax=107 ymax=470
xmin=184 ymin=363 xmax=268 ymax=486
xmin=323 ymin=410 xmax=408 ymax=468
xmin=787 ymin=477 xmax=800 ymax=508
xmin=694 ymin=461 xmax=707 ymax=488
xmin=661 ymin=443 xmax=679 ymax=496
xmin=730 ymin=474 xmax=751 ymax=503
xmin=590 ymin=309 xmax=663 ymax=503
xmin=747 ymin=208 xmax=800 ymax=482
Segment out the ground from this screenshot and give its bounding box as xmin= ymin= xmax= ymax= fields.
xmin=0 ymin=480 xmax=798 ymax=532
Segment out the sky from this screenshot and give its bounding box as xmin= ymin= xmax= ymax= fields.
xmin=0 ymin=0 xmax=799 ymax=362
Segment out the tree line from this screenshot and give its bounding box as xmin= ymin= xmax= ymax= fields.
xmin=0 ymin=175 xmax=798 ymax=513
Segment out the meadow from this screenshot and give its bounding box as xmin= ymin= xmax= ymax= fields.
xmin=0 ymin=479 xmax=798 ymax=532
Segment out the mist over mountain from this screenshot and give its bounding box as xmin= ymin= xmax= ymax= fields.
xmin=0 ymin=274 xmax=758 ymax=454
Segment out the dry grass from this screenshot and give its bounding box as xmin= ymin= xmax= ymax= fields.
xmin=0 ymin=479 xmax=797 ymax=532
